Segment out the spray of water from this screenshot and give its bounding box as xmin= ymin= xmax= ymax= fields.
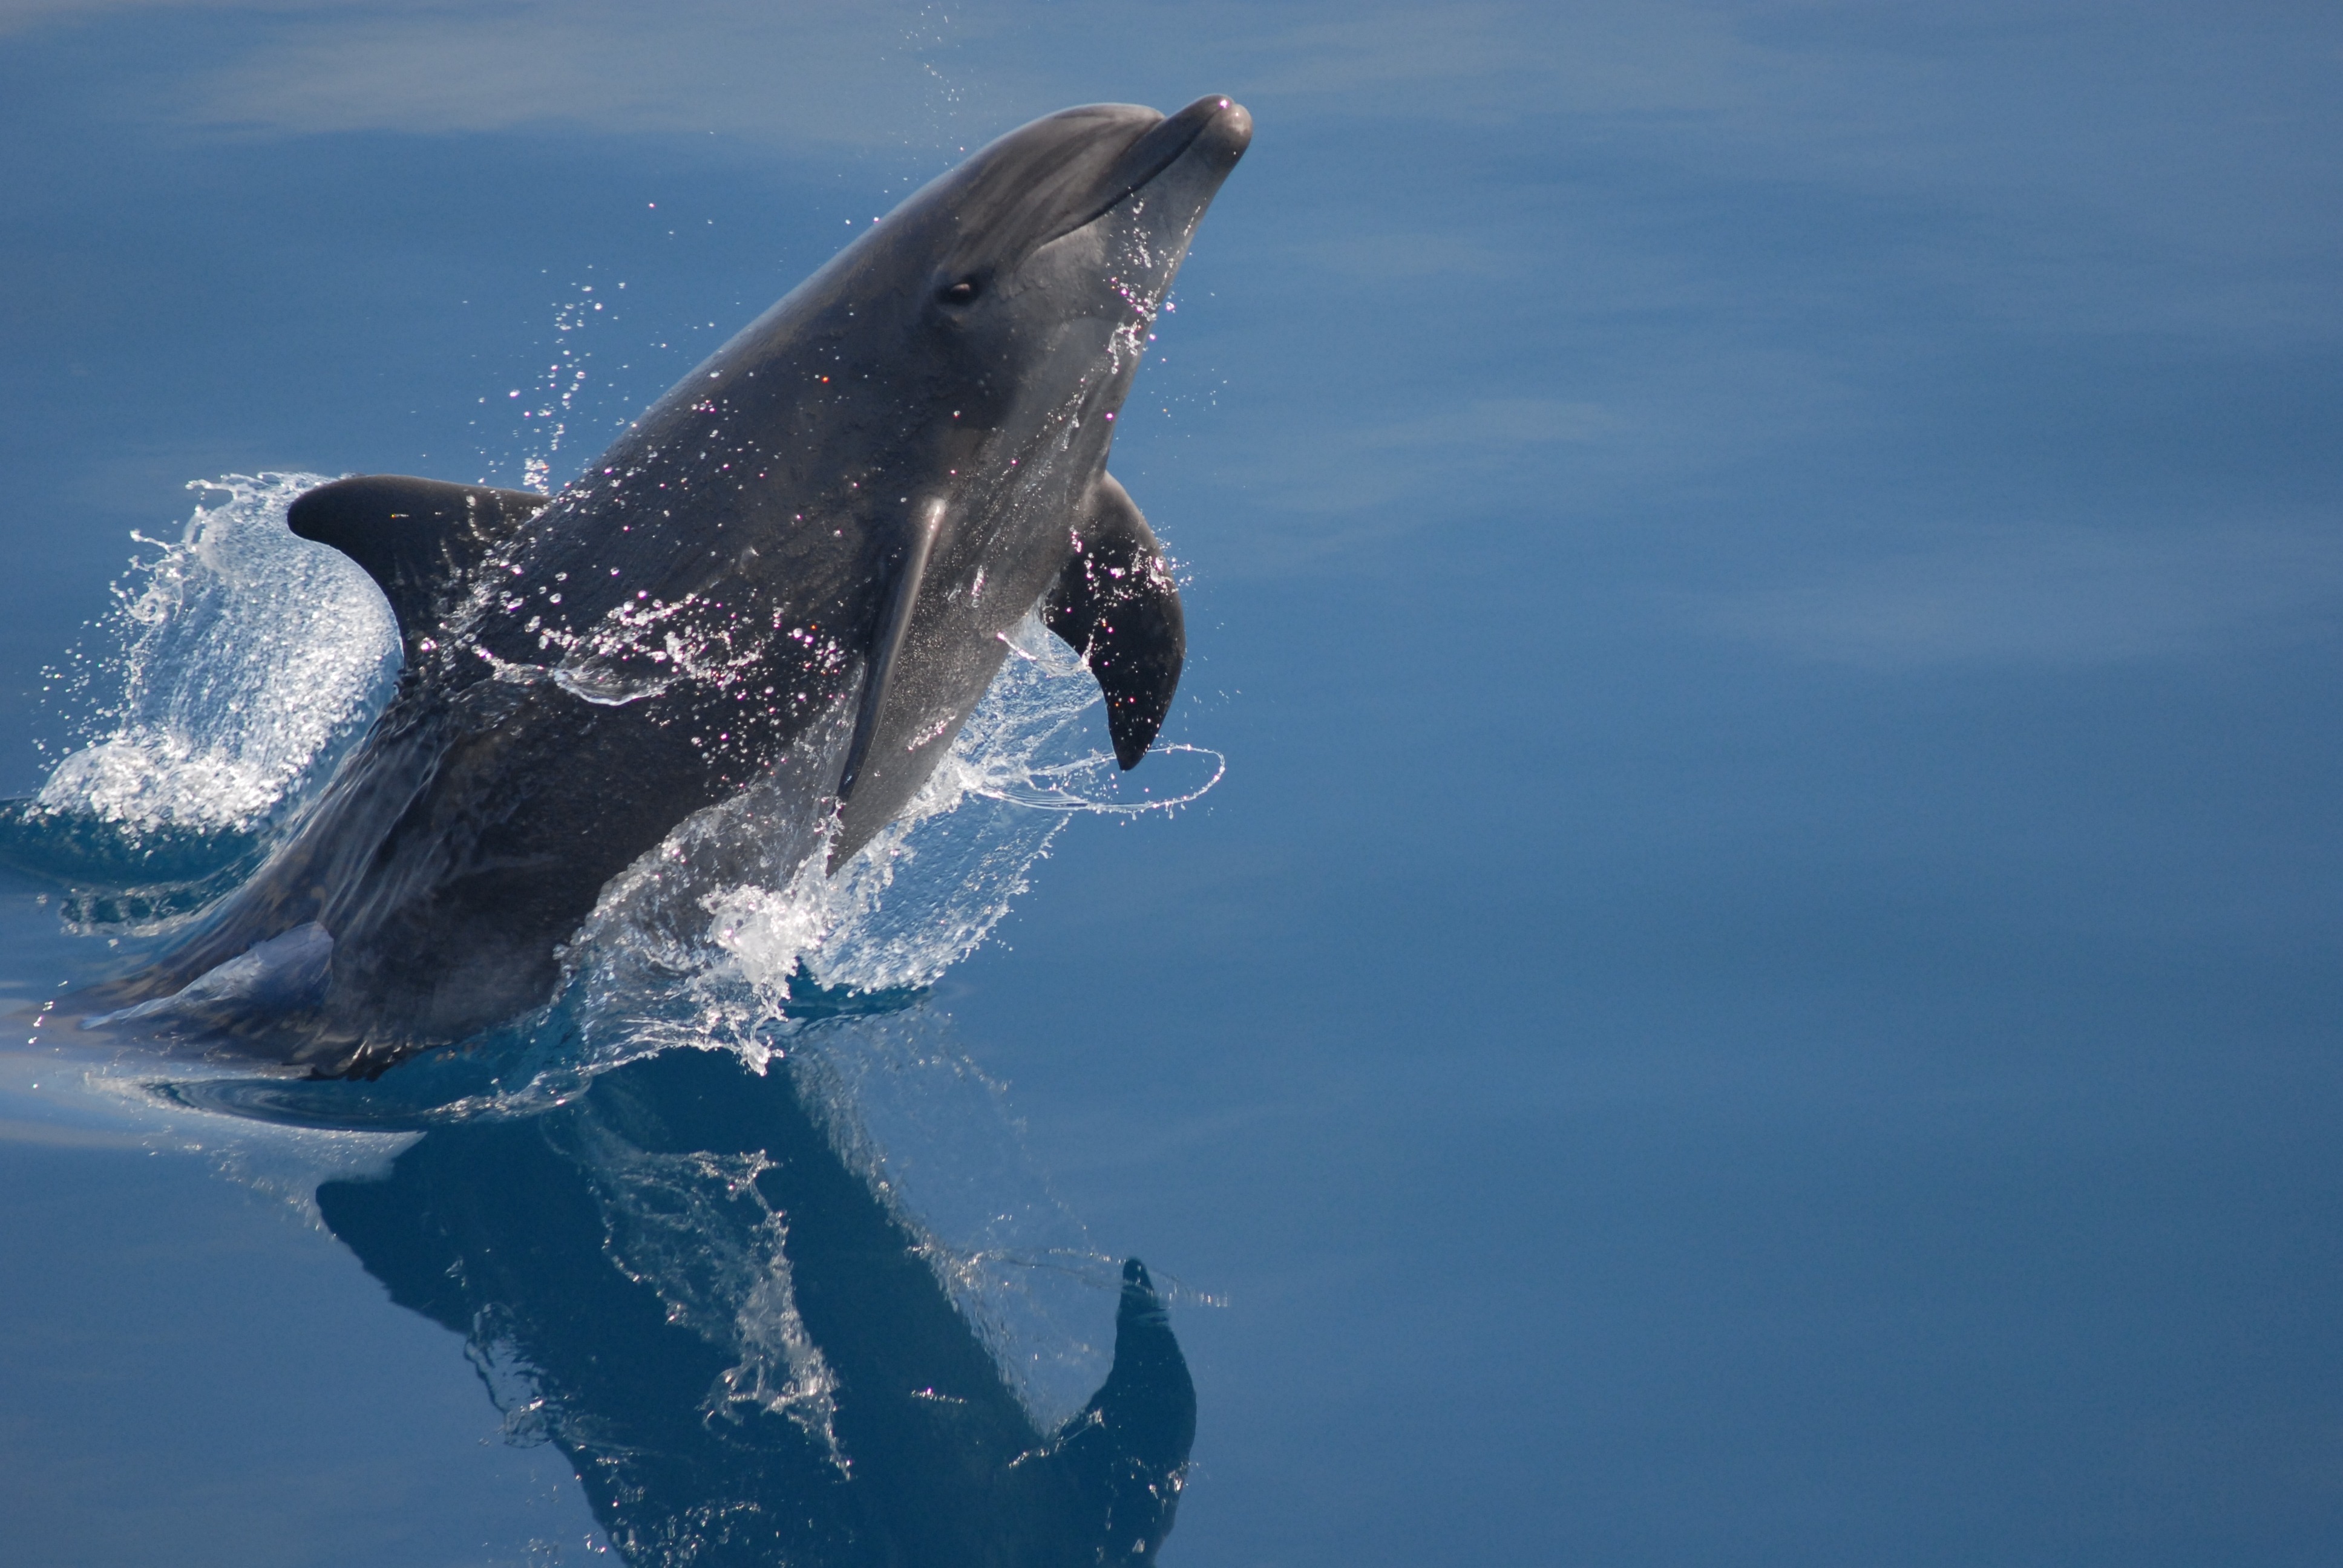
xmin=29 ymin=474 xmax=398 ymax=838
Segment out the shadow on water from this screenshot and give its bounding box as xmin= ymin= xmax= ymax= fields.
xmin=313 ymin=1045 xmax=1194 ymax=1567
xmin=0 ymin=800 xmax=267 ymax=928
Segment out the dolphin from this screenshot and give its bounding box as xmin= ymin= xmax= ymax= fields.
xmin=88 ymin=95 xmax=1251 ymax=1074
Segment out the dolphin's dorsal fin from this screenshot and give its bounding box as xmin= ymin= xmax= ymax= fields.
xmin=1045 ymin=472 xmax=1185 ymax=768
xmin=287 ymin=475 xmax=551 ymax=652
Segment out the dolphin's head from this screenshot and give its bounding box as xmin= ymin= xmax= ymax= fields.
xmin=787 ymin=97 xmax=1249 ymax=867
xmin=870 ymin=95 xmax=1252 ymax=440
xmin=568 ymin=99 xmax=1250 ymax=869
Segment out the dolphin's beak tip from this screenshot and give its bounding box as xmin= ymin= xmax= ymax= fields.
xmin=1205 ymin=96 xmax=1253 ymax=160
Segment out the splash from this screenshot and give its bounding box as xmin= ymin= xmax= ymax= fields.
xmin=5 ymin=475 xmax=398 ymax=907
xmin=562 ymin=610 xmax=1220 ymax=1057
xmin=494 ymin=278 xmax=609 ymax=494
xmin=38 ymin=474 xmax=398 ymax=832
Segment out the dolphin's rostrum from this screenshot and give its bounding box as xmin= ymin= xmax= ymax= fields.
xmin=90 ymin=96 xmax=1251 ymax=1073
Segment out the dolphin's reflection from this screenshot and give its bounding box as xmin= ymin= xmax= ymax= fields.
xmin=315 ymin=1046 xmax=1194 ymax=1566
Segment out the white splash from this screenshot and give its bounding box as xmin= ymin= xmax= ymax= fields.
xmin=706 ymin=615 xmax=1219 ymax=999
xmin=33 ymin=473 xmax=399 ymax=836
xmin=557 ymin=609 xmax=1221 ymax=1050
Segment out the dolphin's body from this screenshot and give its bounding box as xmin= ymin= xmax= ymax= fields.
xmin=94 ymin=96 xmax=1250 ymax=1074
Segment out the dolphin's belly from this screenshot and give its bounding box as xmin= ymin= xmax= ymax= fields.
xmin=315 ymin=669 xmax=837 ymax=1055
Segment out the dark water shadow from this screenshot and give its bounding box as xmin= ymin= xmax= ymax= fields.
xmin=315 ymin=1045 xmax=1194 ymax=1567
xmin=0 ymin=795 xmax=266 ymax=929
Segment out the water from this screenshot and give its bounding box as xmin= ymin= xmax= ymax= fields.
xmin=4 ymin=4 xmax=2343 ymax=1564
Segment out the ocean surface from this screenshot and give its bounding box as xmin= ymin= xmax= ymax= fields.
xmin=3 ymin=4 xmax=2341 ymax=1564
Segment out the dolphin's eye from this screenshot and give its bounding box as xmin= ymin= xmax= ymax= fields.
xmin=939 ymin=278 xmax=980 ymax=305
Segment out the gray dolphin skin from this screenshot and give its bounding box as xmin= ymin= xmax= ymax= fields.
xmin=93 ymin=95 xmax=1251 ymax=1074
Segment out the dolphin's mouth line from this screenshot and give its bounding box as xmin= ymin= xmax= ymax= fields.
xmin=1038 ymin=106 xmax=1220 ymax=250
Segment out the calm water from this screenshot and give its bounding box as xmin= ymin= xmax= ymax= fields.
xmin=4 ymin=4 xmax=2342 ymax=1564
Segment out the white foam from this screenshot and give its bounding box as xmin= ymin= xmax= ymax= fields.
xmin=33 ymin=473 xmax=399 ymax=836
xmin=693 ymin=613 xmax=1217 ymax=1002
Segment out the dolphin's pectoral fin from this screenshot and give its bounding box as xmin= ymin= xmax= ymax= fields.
xmin=1038 ymin=1258 xmax=1197 ymax=1560
xmin=827 ymin=503 xmax=948 ymax=872
xmin=837 ymin=503 xmax=946 ymax=808
xmin=288 ymin=475 xmax=551 ymax=648
xmin=1046 ymin=474 xmax=1185 ymax=768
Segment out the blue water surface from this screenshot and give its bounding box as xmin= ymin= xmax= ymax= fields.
xmin=3 ymin=4 xmax=2342 ymax=1564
